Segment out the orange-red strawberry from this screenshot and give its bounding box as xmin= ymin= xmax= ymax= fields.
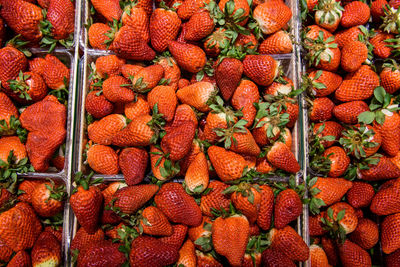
xmin=304 ymin=70 xmax=342 ymax=97
xmin=359 ymin=156 xmax=400 ymax=181
xmin=231 ymin=80 xmax=259 ymax=128
xmin=150 ymin=145 xmax=178 ymax=181
xmin=7 ymin=250 xmax=31 ymax=267
xmin=381 ymin=213 xmax=400 ymax=254
xmin=91 ymin=0 xmax=122 ymax=21
xmin=176 ymin=81 xmax=216 ymax=112
xmin=321 ymin=237 xmax=339 ymax=266
xmin=88 ymin=114 xmax=126 ymax=145
xmin=0 ymin=92 xmax=19 ymax=134
xmin=341 ymin=40 xmax=368 ymax=72
xmin=374 ymin=112 xmax=400 ymax=156
xmin=119 ymin=147 xmax=148 ymax=186
xmin=129 ymin=65 xmax=164 ymax=93
xmin=203 ymin=111 xmax=231 ymax=144
xmin=159 ymin=224 xmax=188 ymax=249
xmin=212 ymin=215 xmax=250 ymax=266
xmin=338 ymin=240 xmax=372 ymax=266
xmin=31 ymin=231 xmax=61 ymax=266
xmin=381 ymin=62 xmax=400 ymax=94
xmin=200 ymin=181 xmax=230 ymax=216
xmin=130 ymin=236 xmax=179 ymax=266
xmin=177 ymin=0 xmax=210 ymax=20
xmin=371 ymin=0 xmax=388 ymax=20
xmin=184 ymin=10 xmax=215 ymax=41
xmin=340 ymin=1 xmax=371 ymax=28
xmin=9 ymin=71 xmax=47 ymax=103
xmin=203 ymin=28 xmax=231 ymax=57
xmin=0 ymin=47 xmax=28 ymax=93
xmin=155 ymin=182 xmax=202 ymax=226
xmin=310 ymin=177 xmax=353 ymax=210
xmin=121 ymin=6 xmax=150 ymax=43
xmin=333 ymin=101 xmax=369 ymax=124
xmin=208 ymin=146 xmax=247 ymax=181
xmin=274 ymin=189 xmax=302 ymax=229
xmin=70 ymin=227 xmax=105 ymax=252
xmin=177 ymin=240 xmax=196 ymax=267
xmin=325 ymin=202 xmax=358 ymax=234
xmin=0 ymin=136 xmax=27 ymax=166
xmin=258 ymin=30 xmax=293 ymax=54
xmin=147 ymin=85 xmax=177 ymax=122
xmin=269 ymin=225 xmax=310 ymax=262
xmin=386 ymin=248 xmax=400 ymax=267
xmin=267 ymin=142 xmax=300 ymax=173
xmin=188 ymin=216 xmax=212 ymax=251
xmin=261 ymin=247 xmax=296 ymax=267
xmin=309 ymin=212 xmax=328 ymax=236
xmin=87 ymin=144 xmax=119 ymax=175
xmin=95 ymin=55 xmax=125 ymax=78
xmin=155 ymin=55 xmax=181 ymax=90
xmin=168 ymin=41 xmax=207 ymax=73
xmin=0 ymin=239 xmax=12 ymax=263
xmin=340 ymin=124 xmax=382 ymax=158
xmin=31 ymin=181 xmax=65 ymax=217
xmin=85 ymin=90 xmax=114 ymax=119
xmin=346 ymin=182 xmax=375 ymax=208
xmin=77 ymin=240 xmax=125 ymax=267
xmin=34 ymin=55 xmax=70 ymax=90
xmin=308 ymin=97 xmax=335 ymax=122
xmin=305 ymin=34 xmax=341 ymax=71
xmin=314 ymin=0 xmax=343 ymax=32
xmin=370 ymin=30 xmax=394 ymax=59
xmin=124 ymin=96 xmax=150 ymax=120
xmin=304 ymin=25 xmax=333 ymax=42
xmin=17 ymin=180 xmax=41 ymax=203
xmin=102 ymin=76 xmax=135 ymax=103
xmin=121 ymin=64 xmax=144 ymax=79
xmin=219 ymin=0 xmax=250 ymax=26
xmin=264 ymin=76 xmax=293 ymax=96
xmin=349 ymin=218 xmax=379 ymax=250
xmin=136 ymin=0 xmax=153 ymax=16
xmin=46 ymin=0 xmax=75 ymax=41
xmin=161 ymin=121 xmax=196 ymax=161
xmin=313 ymin=121 xmax=342 ymax=147
xmin=253 ymin=1 xmax=292 ymax=35
xmin=185 ymin=152 xmax=209 ymax=194
xmin=215 ymin=58 xmax=243 ymax=101
xmin=370 ymin=182 xmax=400 ymax=215
xmin=322 ymin=146 xmax=350 ymax=177
xmin=335 ymin=26 xmax=363 ymax=48
xmin=88 ymin=23 xmax=112 ymax=50
xmin=243 ymin=55 xmax=279 ymax=86
xmin=140 ymin=206 xmax=173 ymax=236
xmin=167 ymin=104 xmax=198 ymax=130
xmin=255 ymin=184 xmax=274 ymax=230
xmin=226 ymin=184 xmax=261 ymax=224
xmin=150 ymin=7 xmax=181 ymax=52
xmin=310 ymin=244 xmax=331 ymax=267
xmin=113 ymin=184 xmax=159 ymax=214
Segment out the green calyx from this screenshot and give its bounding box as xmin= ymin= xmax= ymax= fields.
xmin=73 ymin=171 xmax=103 ymax=191
xmin=8 ymin=71 xmax=32 ymax=101
xmin=339 ymin=125 xmax=379 ymax=159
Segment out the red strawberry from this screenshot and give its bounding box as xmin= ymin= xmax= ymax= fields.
xmin=184 ymin=10 xmax=215 ymax=41
xmin=322 ymin=146 xmax=350 ymax=177
xmin=140 ymin=206 xmax=173 ymax=236
xmin=155 ymin=55 xmax=181 ymax=91
xmin=88 ymin=23 xmax=111 ymax=50
xmin=208 ymin=146 xmax=247 ymax=182
xmin=130 ymin=236 xmax=179 ymax=266
xmin=340 ymin=124 xmax=382 ymax=158
xmin=370 ymin=182 xmax=400 ymax=215
xmin=159 ymin=224 xmax=188 ymax=249
xmin=313 ymin=121 xmax=343 ymax=148
xmin=215 ymin=58 xmax=243 ymax=101
xmin=335 ymin=26 xmax=363 ymax=49
xmin=118 ymin=147 xmax=148 ymax=186
xmin=102 ymin=76 xmax=135 ymax=103
xmin=70 ymin=227 xmax=105 ymax=252
xmin=0 ymin=47 xmax=28 ymax=93
xmin=314 ymin=0 xmax=343 ymax=32
xmin=346 ymin=182 xmax=375 ymax=208
xmin=310 ymin=244 xmax=331 ymax=267
xmin=17 ymin=180 xmax=41 ymax=204
xmin=46 ymin=0 xmax=75 ymax=41
xmin=261 ymin=247 xmax=296 ymax=267
xmin=185 ymin=152 xmax=209 ymax=194
xmin=121 ymin=6 xmax=150 ymax=43
xmin=274 ymin=189 xmax=302 ymax=229
xmin=150 ymin=7 xmax=181 ymax=52
xmin=177 ymin=240 xmax=196 ymax=267
xmin=203 ymin=28 xmax=231 ymax=57
xmin=359 ymin=156 xmax=400 ymax=181
xmin=130 ymin=65 xmax=165 ymax=93
xmin=91 ymin=0 xmax=122 ymax=21
xmin=243 ymin=55 xmax=279 ymax=86
xmin=382 ymin=213 xmax=400 ymax=254
xmin=227 ymin=184 xmax=261 ymax=224
xmin=338 ymin=240 xmax=371 ymax=266
xmin=219 ymin=0 xmax=250 ymax=26
xmin=196 ymin=251 xmax=223 ymax=266
xmin=147 ymin=85 xmax=177 ymax=122
xmin=234 ymin=33 xmax=258 ymax=49
xmin=258 ymin=30 xmax=293 ymax=54
xmin=85 ymin=91 xmax=114 ymax=119
xmin=267 ymin=142 xmax=300 ymax=173
xmin=113 ymin=184 xmax=159 ymax=214
xmin=7 ymin=251 xmax=31 ymax=267
xmin=386 ymin=248 xmax=400 ymax=266
xmin=325 ymin=202 xmax=358 ymax=234
xmin=231 ymin=80 xmax=259 ymax=128
xmin=124 ymin=96 xmax=150 ymax=120
xmin=381 ymin=61 xmax=400 ymax=94
xmin=31 ymin=231 xmax=61 ymax=266
xmin=370 ymin=30 xmax=394 ymax=59
xmin=176 ymin=81 xmax=216 ymax=112
xmin=9 ymin=71 xmax=47 ymax=103
xmin=35 ymin=55 xmax=70 ymax=90
xmin=309 ymin=212 xmax=328 ymax=236
xmin=31 ymin=181 xmax=65 ymax=217
xmin=308 ymin=97 xmax=335 ymax=122
xmin=374 ymin=111 xmax=400 ymax=156
xmin=161 ymin=121 xmax=196 ymax=161
xmin=304 ymin=70 xmax=342 ymax=97
xmin=86 ymin=144 xmax=119 ymax=175
xmin=332 ymin=101 xmax=369 ymax=124
xmin=310 ymin=177 xmax=353 ymax=209
xmin=253 ymin=1 xmax=292 ymax=35
xmin=77 ymin=240 xmax=125 ymax=267
xmin=200 ymin=181 xmax=230 ymax=216
xmin=95 ymin=55 xmax=125 ymax=78
xmin=168 ymin=41 xmax=207 ymax=73
xmin=340 ymin=1 xmax=371 ymax=27
xmin=340 ymin=41 xmax=368 ymax=72
xmin=304 ymin=33 xmax=341 ymax=72
xmin=155 ymin=182 xmax=202 ymax=226
xmin=88 ymin=114 xmax=126 ymax=145
xmin=349 ymin=218 xmax=379 ymax=250
xmin=177 ymin=0 xmax=210 ymax=20
xmin=371 ymin=0 xmax=388 ymax=20
xmin=255 ymin=185 xmax=274 ymax=230
xmin=322 ymin=237 xmax=339 ymax=266
xmin=0 ymin=239 xmax=12 ymax=263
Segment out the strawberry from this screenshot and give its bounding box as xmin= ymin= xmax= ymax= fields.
xmin=321 ymin=237 xmax=339 ymax=266
xmin=219 ymin=0 xmax=250 ymax=26
xmin=305 ymin=33 xmax=341 ymax=72
xmin=0 ymin=136 xmax=27 ymax=164
xmin=121 ymin=64 xmax=144 ymax=79
xmin=359 ymin=156 xmax=400 ymax=181
xmin=340 ymin=1 xmax=371 ymax=27
xmin=88 ymin=114 xmax=127 ymax=145
xmin=0 ymin=239 xmax=12 ymax=263
xmin=167 ymin=104 xmax=198 ymax=129
xmin=124 ymin=96 xmax=150 ymax=120
xmin=7 ymin=251 xmax=31 ymax=267
xmin=177 ymin=240 xmax=196 ymax=267
xmin=253 ymin=185 xmax=274 ymax=231
xmin=217 ymin=123 xmax=261 ymax=156
xmin=346 ymin=182 xmax=375 ymax=209
xmin=155 ymin=55 xmax=181 ymax=91
xmin=314 ymin=0 xmax=343 ymax=32
xmin=184 ymin=10 xmax=215 ymax=41
xmin=121 ymin=6 xmax=150 ymax=43
xmin=308 ymin=97 xmax=335 ymax=122
xmin=109 ymin=26 xmax=156 ymax=61
xmin=267 ymin=142 xmax=300 ymax=173
xmin=312 ymin=121 xmax=342 ymax=148
xmin=243 ymin=55 xmax=279 ymax=86
xmin=196 ymin=251 xmax=223 ymax=266
xmin=119 ymin=147 xmax=148 ymax=186
xmin=148 ymin=85 xmax=177 ymax=122
xmin=140 ymin=206 xmax=173 ymax=236
xmin=303 ymin=70 xmax=342 ymax=97
xmin=91 ymin=0 xmax=122 ymax=21
xmin=381 ymin=60 xmax=400 ymax=94
xmin=208 ymin=146 xmax=247 ymax=181
xmin=95 ymin=55 xmax=125 ymax=78
xmin=261 ymin=247 xmax=296 ymax=267
xmin=77 ymin=240 xmax=125 ymax=267
xmin=203 ymin=111 xmax=232 ymax=144
xmin=31 ymin=231 xmax=61 ymax=266
xmin=203 ymin=28 xmax=231 ymax=57
xmin=324 ymin=202 xmax=358 ymax=234
xmin=176 ymin=81 xmax=216 ymax=112
xmin=212 ymin=215 xmax=250 ymax=266
xmin=159 ymin=224 xmax=188 ymax=248
xmin=374 ymin=112 xmax=400 ymax=157
xmin=85 ymin=91 xmax=114 ymax=119
xmin=234 ymin=33 xmax=258 ymax=49
xmin=371 ymin=0 xmax=388 ymax=20
xmin=370 ymin=30 xmax=394 ymax=59
xmin=137 ymin=0 xmax=153 ymax=16
xmin=161 ymin=121 xmax=196 ymax=161
xmin=150 ymin=7 xmax=181 ymax=52
xmin=349 ymin=218 xmax=379 ymax=250
xmin=340 ymin=124 xmax=382 ymax=158
xmin=340 ymin=41 xmax=368 ymax=72
xmin=333 ymin=101 xmax=369 ymax=124
xmin=0 ymin=92 xmax=19 ymax=135
xmin=274 ymin=189 xmax=302 ymax=229
xmin=177 ymin=0 xmax=210 ymax=20
xmin=269 ymin=225 xmax=310 ymax=262
xmin=155 ymin=182 xmax=202 ymax=226
xmin=188 ymin=216 xmax=212 ymax=251
xmin=215 ymin=58 xmax=243 ymax=101
xmin=309 ymin=212 xmax=328 ymax=236
xmin=130 ymin=236 xmax=179 ymax=266
xmin=168 ymin=41 xmax=207 ymax=73
xmin=253 ymin=1 xmax=292 ymax=35
xmin=36 ymin=55 xmax=70 ymax=90
xmin=102 ymin=76 xmax=135 ymax=103
xmin=338 ymin=240 xmax=372 ymax=266
xmin=304 ymin=25 xmax=333 ymax=43
xmin=113 ymin=184 xmax=159 ymax=214
xmin=86 ymin=144 xmax=119 ymax=175
xmin=335 ymin=26 xmax=363 ymax=49
xmin=370 ymin=182 xmax=400 ymax=215
xmin=200 ymin=181 xmax=230 ymax=216
xmin=129 ymin=65 xmax=165 ymax=93
xmin=322 ymin=146 xmax=350 ymax=177
xmin=258 ymin=30 xmax=293 ymax=54
xmin=44 ymin=226 xmax=62 ymax=243
xmin=231 ymin=80 xmax=259 ymax=128
xmin=17 ymin=180 xmax=41 ymax=203
xmin=0 ymin=202 xmax=41 ymax=251
xmin=264 ymin=76 xmax=294 ymax=96
xmin=382 ymin=213 xmax=400 ymax=254
xmin=386 ymin=248 xmax=400 ymax=267
xmin=310 ymin=244 xmax=331 ymax=267
xmin=9 ymin=71 xmax=47 ymax=103
xmin=31 ymin=181 xmax=66 ymax=217
xmin=0 ymin=0 xmax=43 ymax=42
xmin=185 ymin=152 xmax=209 ymax=194
xmin=150 ymin=145 xmax=178 ymax=181
xmin=70 ymin=227 xmax=105 ymax=252
xmin=88 ymin=23 xmax=112 ymax=50
xmin=0 ymin=47 xmax=28 ymax=93
xmin=46 ymin=0 xmax=75 ymax=41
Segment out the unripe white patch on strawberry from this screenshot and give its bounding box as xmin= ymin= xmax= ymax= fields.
xmin=319 ymin=47 xmax=335 ymax=62
xmin=382 ymin=109 xmax=394 ymax=117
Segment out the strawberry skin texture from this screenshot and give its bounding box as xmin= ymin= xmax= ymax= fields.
xmin=370 ymin=30 xmax=394 ymax=59
xmin=7 ymin=251 xmax=31 ymax=267
xmin=177 ymin=0 xmax=210 ymax=20
xmin=231 ymin=187 xmax=261 ymax=224
xmin=150 ymin=8 xmax=181 ymax=52
xmin=313 ymin=121 xmax=343 ymax=148
xmin=243 ymin=55 xmax=279 ymax=86
xmin=327 ymin=202 xmax=358 ymax=234
xmin=121 ymin=6 xmax=150 ymax=43
xmin=381 ymin=67 xmax=400 ymax=94
xmin=386 ymin=248 xmax=400 ymax=267
xmin=208 ymin=146 xmax=247 ymax=181
xmin=375 ymin=112 xmax=400 ymax=157
xmin=274 ymin=189 xmax=302 ymax=229
xmin=258 ymin=30 xmax=293 ymax=54
xmin=88 ymin=114 xmax=126 ymax=145
xmin=177 ymin=240 xmax=196 ymax=267
xmin=0 ymin=136 xmax=27 ymax=164
xmin=87 ymin=144 xmax=119 ymax=175
xmin=338 ymin=240 xmax=372 ymax=267
xmin=253 ymin=1 xmax=292 ymax=35
xmin=88 ymin=23 xmax=112 ymax=50
xmin=307 ymin=70 xmax=342 ymax=97
xmin=31 ymin=231 xmax=61 ymax=267
xmin=31 ymin=182 xmax=64 ymax=217
xmin=85 ymin=91 xmax=114 ymax=119
xmin=184 ymin=10 xmax=215 ymax=41
xmin=155 ymin=182 xmax=202 ymax=226
xmin=119 ymin=147 xmax=148 ymax=186
xmin=349 ymin=218 xmax=379 ymax=250
xmin=335 ymin=26 xmax=363 ymax=49
xmin=38 ymin=55 xmax=70 ymax=90
xmin=382 ymin=213 xmax=400 ymax=254
xmin=333 ymin=101 xmax=369 ymax=124
xmin=309 ymin=97 xmax=335 ymax=122
xmin=114 ymin=184 xmax=159 ymax=214
xmin=70 ymin=227 xmax=105 ymax=252
xmin=159 ymin=224 xmax=188 ymax=249
xmin=310 ymin=244 xmax=331 ymax=267
xmin=359 ymin=156 xmax=400 ymax=181
xmin=124 ymin=95 xmax=150 ymax=120
xmin=148 ymin=85 xmax=177 ymax=122
xmin=141 ymin=206 xmax=173 ymax=236
xmin=77 ymin=240 xmax=126 ymax=267
xmin=102 ymin=76 xmax=135 ymax=103
xmin=340 ymin=1 xmax=370 ymax=28
xmin=323 ymin=146 xmax=350 ymax=177
xmin=200 ymin=181 xmax=230 ymax=216
xmin=95 ymin=55 xmax=125 ymax=78
xmin=340 ymin=41 xmax=368 ymax=73
xmin=168 ymin=41 xmax=207 ymax=73
xmin=112 ymin=114 xmax=155 ymax=147
xmin=176 ymin=81 xmax=215 ymax=112
xmin=261 ymin=247 xmax=296 ymax=267
xmin=231 ymin=80 xmax=260 ymax=128
xmin=312 ymin=177 xmax=353 ymax=206
xmin=370 ymin=182 xmax=400 ymax=215
xmin=309 ymin=212 xmax=328 ymax=236
xmin=161 ymin=121 xmax=196 ymax=161
xmin=215 ymin=58 xmax=243 ymax=101
xmin=185 ymin=152 xmax=209 ymax=193
xmin=0 ymin=47 xmax=28 ymax=92
xmin=47 ymin=0 xmax=75 ymax=40
xmin=256 ymin=185 xmax=274 ymax=230
xmin=267 ymin=142 xmax=300 ymax=173
xmin=346 ymin=182 xmax=375 ymax=208
xmin=91 ymin=0 xmax=122 ymax=22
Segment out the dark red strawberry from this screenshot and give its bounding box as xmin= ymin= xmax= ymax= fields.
xmin=130 ymin=236 xmax=179 ymax=266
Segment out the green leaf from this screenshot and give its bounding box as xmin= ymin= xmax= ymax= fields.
xmin=358 ymin=111 xmax=375 ymax=124
xmin=375 ymin=111 xmax=386 ymax=125
xmin=336 ymin=209 xmax=345 ymax=221
xmin=373 ymin=86 xmax=386 ymax=103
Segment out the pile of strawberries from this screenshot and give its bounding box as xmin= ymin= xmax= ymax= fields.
xmin=303 ymin=0 xmax=400 ymax=266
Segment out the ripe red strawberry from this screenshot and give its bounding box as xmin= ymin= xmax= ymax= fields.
xmin=370 ymin=30 xmax=394 ymax=59
xmin=304 ymin=70 xmax=342 ymax=97
xmin=124 ymin=96 xmax=150 ymax=120
xmin=185 ymin=152 xmax=209 ymax=194
xmin=258 ymin=30 xmax=293 ymax=54
xmin=91 ymin=0 xmax=122 ymax=21
xmin=341 ymin=41 xmax=368 ymax=72
xmin=203 ymin=28 xmax=231 ymax=57
xmin=176 ymin=81 xmax=216 ymax=112
xmin=155 ymin=55 xmax=181 ymax=91
xmin=159 ymin=224 xmax=188 ymax=249
xmin=119 ymin=147 xmax=148 ymax=186
xmin=184 ymin=10 xmax=215 ymax=41
xmin=338 ymin=240 xmax=372 ymax=266
xmin=0 ymin=47 xmax=28 ymax=93
xmin=7 ymin=251 xmax=31 ymax=267
xmin=155 ymin=182 xmax=202 ymax=226
xmin=212 ymin=215 xmax=250 ymax=266
xmin=333 ymin=101 xmax=369 ymax=124
xmin=31 ymin=181 xmax=65 ymax=217
xmin=261 ymin=247 xmax=296 ymax=267
xmin=77 ymin=240 xmax=125 ymax=267
xmin=264 ymin=76 xmax=294 ymax=96
xmin=200 ymin=181 xmax=230 ymax=216
xmin=161 ymin=121 xmax=196 ymax=161
xmin=370 ymin=182 xmax=400 ymax=215
xmin=113 ymin=184 xmax=159 ymax=214
xmin=34 ymin=55 xmax=70 ymax=90
xmin=267 ymin=142 xmax=300 ymax=173
xmin=227 ymin=184 xmax=261 ymax=224
xmin=31 ymin=231 xmax=61 ymax=266
xmin=308 ymin=97 xmax=335 ymax=122
xmin=340 ymin=1 xmax=371 ymax=27
xmin=231 ymin=80 xmax=259 ymax=128
xmin=121 ymin=64 xmax=144 ymax=79
xmin=140 ymin=206 xmax=173 ymax=236
xmin=374 ymin=112 xmax=400 ymax=156
xmin=312 ymin=121 xmax=340 ymax=147
xmin=0 ymin=137 xmax=26 ymax=169
xmin=310 ymin=177 xmax=353 ymax=209
xmin=88 ymin=114 xmax=126 ymax=145
xmin=382 ymin=213 xmax=400 ymax=254
xmin=177 ymin=240 xmax=196 ymax=267
xmin=255 ymin=185 xmax=274 ymax=230
xmin=322 ymin=146 xmax=350 ymax=177
xmin=88 ymin=23 xmax=112 ymax=50
xmin=121 ymin=6 xmax=150 ymax=43
xmin=274 ymin=189 xmax=302 ymax=229
xmin=305 ymin=34 xmax=341 ymax=72
xmin=196 ymin=251 xmax=223 ymax=266
xmin=310 ymin=244 xmax=331 ymax=267
xmin=102 ymin=76 xmax=135 ymax=103
xmin=110 ymin=26 xmax=156 ymax=61
xmin=359 ymin=156 xmax=400 ymax=181
xmin=346 ymin=182 xmax=375 ymax=208
xmin=188 ymin=216 xmax=212 ymax=251
xmin=386 ymin=248 xmax=400 ymax=267
xmin=46 ymin=0 xmax=75 ymax=41
xmin=322 ymin=237 xmax=339 ymax=266
xmin=177 ymin=0 xmax=210 ymax=20
xmin=309 ymin=212 xmax=328 ymax=236
xmin=9 ymin=71 xmax=47 ymax=103
xmin=325 ymin=202 xmax=358 ymax=234
xmin=340 ymin=124 xmax=382 ymax=158
xmin=349 ymin=218 xmax=379 ymax=250
xmin=0 ymin=92 xmax=19 ymax=133
xmin=86 ymin=144 xmax=119 ymax=175
xmin=234 ymin=33 xmax=258 ymax=49
xmin=219 ymin=0 xmax=250 ymax=26
xmin=147 ymin=85 xmax=177 ymax=122
xmin=17 ymin=180 xmax=41 ymax=204
xmin=253 ymin=1 xmax=292 ymax=35
xmin=304 ymin=25 xmax=333 ymax=43
xmin=335 ymin=26 xmax=363 ymax=49
xmin=208 ymin=146 xmax=247 ymax=181
xmin=314 ymin=0 xmax=343 ymax=32
xmin=381 ymin=61 xmax=400 ymax=94
xmin=215 ymin=58 xmax=243 ymax=101
xmin=203 ymin=111 xmax=231 ymax=144
xmin=95 ymin=55 xmax=125 ymax=78
xmin=168 ymin=41 xmax=207 ymax=73
xmin=243 ymin=55 xmax=279 ymax=86
xmin=70 ymin=174 xmax=103 ymax=234
xmin=0 ymin=239 xmax=13 ymax=263
xmin=269 ymin=225 xmax=310 ymax=262
xmin=130 ymin=236 xmax=179 ymax=266
xmin=136 ymin=0 xmax=153 ymax=16
xmin=85 ymin=91 xmax=114 ymax=119
xmin=150 ymin=7 xmax=181 ymax=52
xmin=70 ymin=227 xmax=105 ymax=252
xmin=129 ymin=65 xmax=164 ymax=93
